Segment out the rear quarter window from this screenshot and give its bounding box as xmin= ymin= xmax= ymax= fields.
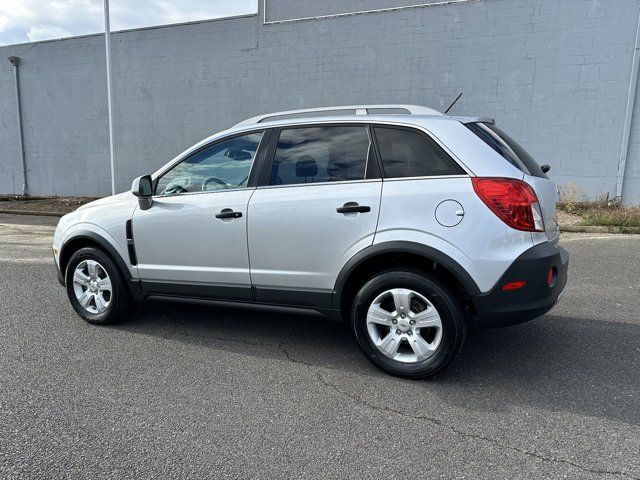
xmin=466 ymin=123 xmax=547 ymax=178
xmin=374 ymin=126 xmax=465 ymax=178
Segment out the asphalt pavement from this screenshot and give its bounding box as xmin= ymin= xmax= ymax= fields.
xmin=0 ymin=215 xmax=639 ymax=479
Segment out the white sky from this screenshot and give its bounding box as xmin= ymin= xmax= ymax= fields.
xmin=0 ymin=0 xmax=258 ymax=46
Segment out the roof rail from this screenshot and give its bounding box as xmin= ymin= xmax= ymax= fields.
xmin=233 ymin=104 xmax=443 ymax=127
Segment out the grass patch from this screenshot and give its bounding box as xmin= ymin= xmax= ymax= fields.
xmin=558 ymin=201 xmax=640 ymax=228
xmin=557 ymin=182 xmax=640 ymax=228
xmin=579 ymin=207 xmax=640 ymax=227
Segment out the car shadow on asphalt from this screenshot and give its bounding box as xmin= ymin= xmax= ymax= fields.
xmin=115 ymin=299 xmax=640 ymax=426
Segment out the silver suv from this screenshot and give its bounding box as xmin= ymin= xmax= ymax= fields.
xmin=53 ymin=105 xmax=569 ymax=378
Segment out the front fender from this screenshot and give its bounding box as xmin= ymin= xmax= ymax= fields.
xmin=59 ymin=222 xmax=135 ymax=278
xmin=57 ymin=226 xmax=144 ymax=301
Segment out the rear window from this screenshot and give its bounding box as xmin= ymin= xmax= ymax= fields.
xmin=270 ymin=126 xmax=371 ymax=186
xmin=374 ymin=126 xmax=465 ymax=178
xmin=466 ymin=123 xmax=547 ymax=178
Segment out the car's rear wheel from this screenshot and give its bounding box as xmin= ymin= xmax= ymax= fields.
xmin=65 ymin=247 xmax=134 ymax=325
xmin=351 ymin=270 xmax=466 ymax=379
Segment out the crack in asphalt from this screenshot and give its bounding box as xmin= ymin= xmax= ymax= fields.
xmin=160 ymin=320 xmax=638 ymax=480
xmin=278 ymin=346 xmax=638 ymax=480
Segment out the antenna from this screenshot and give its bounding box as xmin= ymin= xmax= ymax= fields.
xmin=444 ymin=92 xmax=463 ymax=114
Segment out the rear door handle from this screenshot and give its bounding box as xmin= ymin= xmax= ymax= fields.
xmin=215 ymin=209 xmax=242 ymax=219
xmin=337 ymin=203 xmax=371 ymax=214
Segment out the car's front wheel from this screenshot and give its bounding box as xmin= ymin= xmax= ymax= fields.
xmin=351 ymin=270 xmax=466 ymax=379
xmin=65 ymin=247 xmax=134 ymax=325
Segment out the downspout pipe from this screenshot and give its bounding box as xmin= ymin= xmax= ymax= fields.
xmin=7 ymin=56 xmax=28 ymax=196
xmin=616 ymin=9 xmax=640 ymax=202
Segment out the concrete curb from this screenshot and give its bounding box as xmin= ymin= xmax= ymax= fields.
xmin=560 ymin=224 xmax=640 ymax=234
xmin=0 ymin=209 xmax=66 ymax=217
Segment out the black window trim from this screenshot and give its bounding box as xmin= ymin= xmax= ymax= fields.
xmin=370 ymin=123 xmax=469 ymax=180
xmin=466 ymin=122 xmax=548 ymax=179
xmin=465 ymin=122 xmax=528 ymax=174
xmin=152 ymin=128 xmax=270 ymax=197
xmin=257 ymin=122 xmax=381 ymax=188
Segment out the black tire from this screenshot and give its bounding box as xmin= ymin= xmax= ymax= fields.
xmin=65 ymin=247 xmax=135 ymax=325
xmin=351 ymin=270 xmax=466 ymax=379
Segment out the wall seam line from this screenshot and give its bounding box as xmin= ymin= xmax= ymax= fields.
xmin=262 ymin=0 xmax=481 ymax=25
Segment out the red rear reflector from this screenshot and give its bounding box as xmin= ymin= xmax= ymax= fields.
xmin=472 ymin=177 xmax=544 ymax=232
xmin=502 ymin=281 xmax=526 ymax=291
xmin=547 ymin=267 xmax=557 ymax=287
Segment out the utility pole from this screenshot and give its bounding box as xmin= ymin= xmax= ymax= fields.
xmin=104 ymin=0 xmax=116 ymax=195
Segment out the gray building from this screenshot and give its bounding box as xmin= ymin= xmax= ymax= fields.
xmin=1 ymin=0 xmax=640 ymax=203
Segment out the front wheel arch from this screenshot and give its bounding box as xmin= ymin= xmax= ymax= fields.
xmin=60 ymin=235 xmax=128 ymax=277
xmin=59 ymin=233 xmax=143 ymax=301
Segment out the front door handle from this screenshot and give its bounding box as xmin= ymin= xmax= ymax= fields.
xmin=215 ymin=209 xmax=242 ymax=219
xmin=337 ymin=202 xmax=371 ymax=214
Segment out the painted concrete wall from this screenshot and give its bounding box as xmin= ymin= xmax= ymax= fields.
xmin=264 ymin=0 xmax=433 ymax=21
xmin=1 ymin=0 xmax=639 ymax=203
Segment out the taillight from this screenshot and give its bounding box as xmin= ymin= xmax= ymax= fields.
xmin=472 ymin=177 xmax=545 ymax=232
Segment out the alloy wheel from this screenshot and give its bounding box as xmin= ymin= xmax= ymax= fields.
xmin=366 ymin=288 xmax=443 ymax=363
xmin=72 ymin=259 xmax=112 ymax=314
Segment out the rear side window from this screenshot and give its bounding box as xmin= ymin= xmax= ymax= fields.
xmin=466 ymin=123 xmax=547 ymax=178
xmin=270 ymin=126 xmax=371 ymax=186
xmin=374 ymin=127 xmax=465 ymax=178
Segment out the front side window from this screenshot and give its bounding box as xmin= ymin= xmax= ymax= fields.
xmin=270 ymin=126 xmax=371 ymax=186
xmin=156 ymin=131 xmax=264 ymax=195
xmin=374 ymin=126 xmax=465 ymax=178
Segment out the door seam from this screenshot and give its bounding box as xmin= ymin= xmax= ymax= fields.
xmin=372 ymin=179 xmax=384 ymax=246
xmin=246 ymin=187 xmax=258 ymax=298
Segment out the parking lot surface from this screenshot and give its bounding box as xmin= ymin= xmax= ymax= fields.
xmin=0 ymin=215 xmax=639 ymax=479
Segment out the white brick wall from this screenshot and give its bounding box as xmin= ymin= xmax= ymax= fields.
xmin=1 ymin=0 xmax=639 ymax=203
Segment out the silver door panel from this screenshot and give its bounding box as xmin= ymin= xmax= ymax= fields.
xmin=133 ymin=189 xmax=254 ymax=286
xmin=248 ymin=181 xmax=382 ymax=291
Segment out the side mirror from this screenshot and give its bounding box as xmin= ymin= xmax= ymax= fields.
xmin=541 ymin=164 xmax=551 ymax=174
xmin=131 ymin=175 xmax=153 ymax=210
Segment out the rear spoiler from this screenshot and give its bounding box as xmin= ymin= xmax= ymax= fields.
xmin=453 ymin=116 xmax=495 ymax=125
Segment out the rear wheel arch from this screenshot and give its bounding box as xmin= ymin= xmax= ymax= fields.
xmin=333 ymin=242 xmax=480 ymax=321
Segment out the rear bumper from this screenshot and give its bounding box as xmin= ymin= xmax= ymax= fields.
xmin=471 ymin=241 xmax=569 ymax=328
